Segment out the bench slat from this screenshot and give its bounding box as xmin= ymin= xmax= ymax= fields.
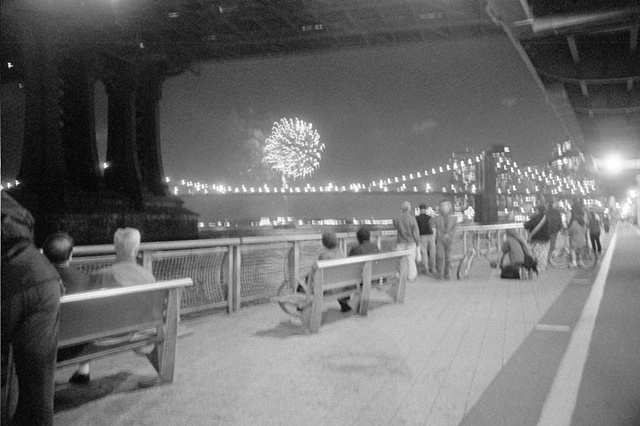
xmin=59 ymin=290 xmax=167 ymax=344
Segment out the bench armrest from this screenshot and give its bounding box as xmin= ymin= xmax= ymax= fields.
xmin=61 ymin=278 xmax=193 ymax=303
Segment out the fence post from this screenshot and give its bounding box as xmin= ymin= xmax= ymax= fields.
xmin=288 ymin=241 xmax=300 ymax=285
xmin=142 ymin=250 xmax=153 ymax=274
xmin=224 ymin=246 xmax=234 ymax=313
xmin=462 ymin=229 xmax=468 ymax=254
xmin=232 ymin=245 xmax=241 ymax=313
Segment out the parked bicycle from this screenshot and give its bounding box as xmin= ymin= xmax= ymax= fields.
xmin=549 ymin=231 xmax=597 ymax=270
xmin=276 ymin=278 xmax=310 ymax=317
xmin=457 ymin=229 xmax=500 ymax=279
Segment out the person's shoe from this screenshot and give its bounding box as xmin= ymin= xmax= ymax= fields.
xmin=69 ymin=371 xmax=90 ymax=385
xmin=338 ymin=300 xmax=351 ymax=312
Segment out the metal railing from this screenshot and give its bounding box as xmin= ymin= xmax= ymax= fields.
xmin=70 ymin=223 xmax=524 ymax=315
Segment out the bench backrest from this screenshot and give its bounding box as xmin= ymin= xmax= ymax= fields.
xmin=58 ymin=278 xmax=193 ymax=347
xmin=312 ymin=250 xmax=412 ymax=293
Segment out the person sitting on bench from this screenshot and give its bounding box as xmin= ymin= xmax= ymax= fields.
xmin=338 ymin=227 xmax=379 ymax=312
xmin=63 ymin=228 xmax=156 ymax=385
xmin=41 ymin=232 xmax=92 ymax=385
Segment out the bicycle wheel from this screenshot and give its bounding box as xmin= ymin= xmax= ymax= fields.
xmin=457 ymin=251 xmax=475 ymax=279
xmin=276 ymin=280 xmax=310 ymax=317
xmin=549 ymin=249 xmax=569 ymax=268
xmin=578 ymin=247 xmax=598 ymax=270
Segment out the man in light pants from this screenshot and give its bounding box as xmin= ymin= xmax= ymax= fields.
xmin=393 ymin=201 xmax=421 ymax=281
xmin=416 ymin=203 xmax=435 ymax=275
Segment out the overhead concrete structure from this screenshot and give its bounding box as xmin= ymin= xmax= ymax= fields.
xmin=1 ymin=0 xmax=636 ymax=240
xmin=486 ymin=0 xmax=640 ymax=160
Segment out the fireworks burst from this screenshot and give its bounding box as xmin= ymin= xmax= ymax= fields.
xmin=263 ymin=118 xmax=324 ymax=187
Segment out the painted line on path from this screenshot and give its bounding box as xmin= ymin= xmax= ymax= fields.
xmin=535 ymin=324 xmax=571 ymax=333
xmin=537 ymin=227 xmax=619 ymax=426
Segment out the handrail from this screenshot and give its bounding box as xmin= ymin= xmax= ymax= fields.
xmin=73 ymin=238 xmax=242 ymax=255
xmin=60 ymin=278 xmax=193 ymax=303
xmin=68 ymin=223 xmax=526 ymax=314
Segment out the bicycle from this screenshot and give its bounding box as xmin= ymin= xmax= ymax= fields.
xmin=457 ymin=230 xmax=500 ymax=279
xmin=549 ymin=231 xmax=597 ymax=270
xmin=276 ymin=278 xmax=311 ymax=317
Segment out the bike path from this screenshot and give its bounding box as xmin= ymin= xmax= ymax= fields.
xmin=569 ymin=225 xmax=640 ymax=425
xmin=460 ymin=229 xmax=616 ymax=426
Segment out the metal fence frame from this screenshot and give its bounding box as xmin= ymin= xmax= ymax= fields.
xmin=71 ymin=223 xmax=524 ymax=315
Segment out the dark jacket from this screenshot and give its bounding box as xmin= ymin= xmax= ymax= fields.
xmin=1 ymin=192 xmax=60 ymax=300
xmin=56 ymin=265 xmax=90 ymax=295
xmin=349 ymin=242 xmax=380 ymax=257
xmin=524 ymin=213 xmax=550 ymax=242
xmin=415 ymin=214 xmax=433 ymax=235
xmin=546 ymin=207 xmax=563 ymax=234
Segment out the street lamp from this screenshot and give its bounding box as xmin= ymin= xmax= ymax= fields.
xmin=592 ymin=155 xmax=640 ymax=226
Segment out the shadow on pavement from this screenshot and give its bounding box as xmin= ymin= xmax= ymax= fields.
xmin=54 ymin=371 xmax=158 ymax=413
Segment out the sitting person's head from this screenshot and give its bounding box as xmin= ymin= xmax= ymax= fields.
xmin=321 ymin=230 xmax=338 ymax=250
xmin=401 ymin=201 xmax=411 ymax=213
xmin=114 ymin=227 xmax=141 ymax=261
xmin=42 ymin=231 xmax=74 ymax=265
xmin=419 ymin=203 xmax=427 ymax=213
xmin=356 ymin=227 xmax=371 ymax=245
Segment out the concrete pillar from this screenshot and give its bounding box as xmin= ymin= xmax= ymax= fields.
xmin=59 ymin=50 xmax=103 ymax=192
xmin=136 ymin=64 xmax=168 ymax=196
xmin=17 ymin=11 xmax=65 ymax=212
xmin=104 ymin=76 xmax=145 ymax=210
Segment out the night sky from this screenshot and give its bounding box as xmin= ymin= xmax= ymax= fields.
xmin=155 ymin=36 xmax=568 ymax=186
xmin=3 ymin=35 xmax=635 ymax=192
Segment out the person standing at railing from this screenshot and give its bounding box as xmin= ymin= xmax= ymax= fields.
xmin=1 ymin=192 xmax=61 ymax=426
xmin=433 ymin=200 xmax=458 ymax=280
xmin=524 ymin=204 xmax=550 ymax=273
xmin=393 ymin=201 xmax=421 ymax=281
xmin=416 ymin=203 xmax=435 ymax=276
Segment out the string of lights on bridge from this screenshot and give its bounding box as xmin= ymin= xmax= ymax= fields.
xmin=0 ymin=155 xmax=596 ymax=198
xmin=165 ymin=153 xmax=597 ymax=197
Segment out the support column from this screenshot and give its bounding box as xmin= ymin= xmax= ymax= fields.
xmin=17 ymin=11 xmax=66 ymax=213
xmin=136 ymin=64 xmax=168 ymax=196
xmin=104 ymin=77 xmax=145 ymax=210
xmin=59 ymin=50 xmax=102 ymax=192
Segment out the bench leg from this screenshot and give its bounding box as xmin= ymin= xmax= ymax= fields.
xmin=309 ymin=294 xmax=323 ymax=334
xmin=358 ymin=262 xmax=372 ymax=315
xmin=146 ymin=289 xmax=180 ymax=383
xmin=394 ymin=259 xmax=408 ymax=303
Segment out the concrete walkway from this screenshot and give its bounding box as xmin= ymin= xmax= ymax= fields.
xmin=54 ymin=230 xmax=620 ymax=426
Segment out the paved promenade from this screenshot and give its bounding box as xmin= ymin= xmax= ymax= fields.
xmin=53 ymin=227 xmax=636 ymax=425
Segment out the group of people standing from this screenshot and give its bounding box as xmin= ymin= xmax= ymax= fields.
xmin=393 ymin=200 xmax=458 ymax=281
xmin=1 ymin=192 xmax=155 ymax=425
xmin=521 ymin=196 xmax=605 ymax=272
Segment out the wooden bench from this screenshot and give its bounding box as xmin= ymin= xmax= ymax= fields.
xmin=287 ymin=249 xmax=411 ymax=333
xmin=2 ymin=278 xmax=193 ymax=422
